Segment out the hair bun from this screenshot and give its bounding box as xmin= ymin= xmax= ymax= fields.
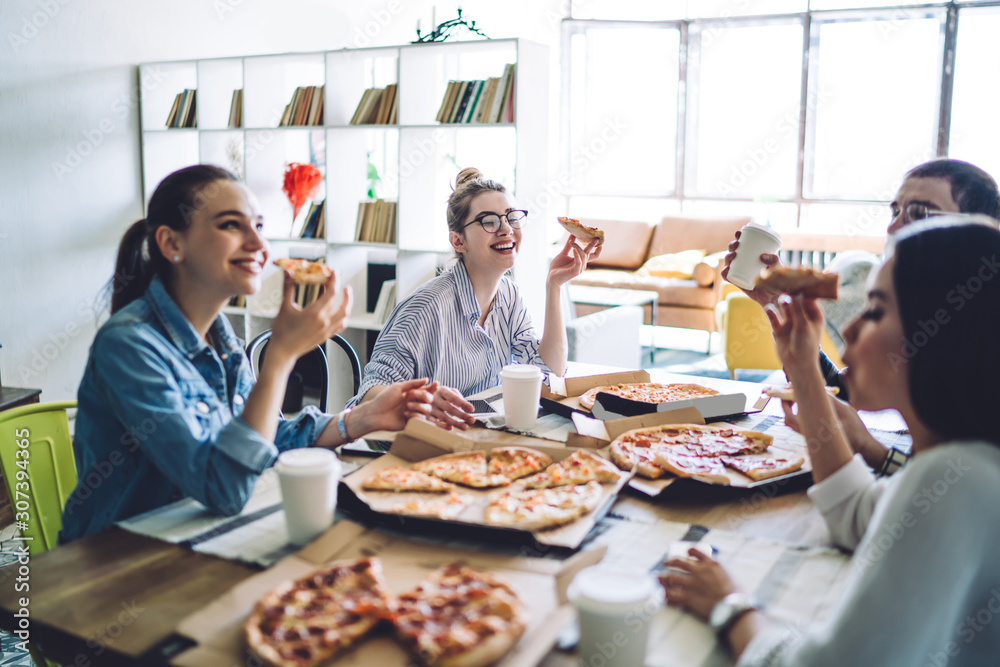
xmin=455 ymin=167 xmax=482 ymax=188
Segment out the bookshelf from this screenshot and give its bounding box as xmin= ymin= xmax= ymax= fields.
xmin=139 ymin=39 xmax=549 ymax=364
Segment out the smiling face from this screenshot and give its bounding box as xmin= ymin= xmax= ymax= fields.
xmin=840 ymin=257 xmax=912 ymax=414
xmin=450 ymin=190 xmax=521 ymax=274
xmin=162 ymin=180 xmax=269 ymax=299
xmin=887 ymin=176 xmax=960 ymax=235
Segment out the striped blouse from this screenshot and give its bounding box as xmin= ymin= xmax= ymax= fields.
xmin=347 ymin=260 xmax=549 ymax=405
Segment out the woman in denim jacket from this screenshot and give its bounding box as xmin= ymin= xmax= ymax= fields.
xmin=61 ymin=165 xmax=434 ymax=541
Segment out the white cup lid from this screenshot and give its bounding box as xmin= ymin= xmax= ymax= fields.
xmin=501 ymin=364 xmax=542 ymax=380
xmin=741 ymin=222 xmax=782 ymax=243
xmin=276 ymin=448 xmax=340 ymax=475
xmin=569 ymin=566 xmax=663 ymax=615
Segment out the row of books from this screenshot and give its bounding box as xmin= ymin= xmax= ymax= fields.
xmin=350 ymin=84 xmax=398 ymax=125
xmin=371 ymin=279 xmax=397 ymax=325
xmin=293 ymin=280 xmax=325 ymax=308
xmin=435 ymin=64 xmax=515 ymax=125
xmin=227 ymin=89 xmax=243 ymax=128
xmin=165 ymin=89 xmax=197 ymax=128
xmin=279 ymin=86 xmax=324 ymax=126
xmin=355 ymin=199 xmax=397 ymax=244
xmin=297 ymin=201 xmax=326 ymax=239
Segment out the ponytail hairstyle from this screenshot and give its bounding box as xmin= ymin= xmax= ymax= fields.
xmin=445 ymin=167 xmax=507 ymax=235
xmin=110 ymin=165 xmax=239 ymax=314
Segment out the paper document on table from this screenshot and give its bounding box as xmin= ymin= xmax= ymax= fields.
xmin=585 ymin=517 xmax=851 ymax=666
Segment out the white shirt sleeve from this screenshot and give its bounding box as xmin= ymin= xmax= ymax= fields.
xmin=806 ymin=454 xmax=891 ymax=551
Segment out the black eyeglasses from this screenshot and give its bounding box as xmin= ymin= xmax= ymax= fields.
xmin=461 ymin=210 xmax=528 ymax=234
xmin=894 ymin=202 xmax=950 ymax=226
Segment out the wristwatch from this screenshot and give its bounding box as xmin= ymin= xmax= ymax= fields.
xmin=709 ymin=593 xmax=760 ymax=635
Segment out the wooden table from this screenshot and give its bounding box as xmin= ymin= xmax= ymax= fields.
xmin=0 ymin=372 xmax=845 ymax=666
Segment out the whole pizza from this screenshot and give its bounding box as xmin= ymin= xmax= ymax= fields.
xmin=607 ymin=423 xmax=800 ymax=482
xmin=578 ymin=382 xmax=720 ymax=411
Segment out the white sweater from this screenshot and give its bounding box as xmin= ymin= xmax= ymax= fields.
xmin=739 ymin=442 xmax=1000 ymax=667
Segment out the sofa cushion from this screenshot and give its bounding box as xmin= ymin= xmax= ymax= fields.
xmin=648 ymin=215 xmax=751 ymax=258
xmin=637 ymin=249 xmax=706 ymax=279
xmin=572 ymin=270 xmax=717 ymax=309
xmin=582 ymin=218 xmax=656 ymax=271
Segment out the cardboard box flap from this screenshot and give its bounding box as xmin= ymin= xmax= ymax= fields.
xmin=398 ymin=416 xmax=478 ymax=454
xmin=566 ymin=407 xmax=706 ymax=448
xmin=542 ymin=370 xmax=651 ymax=399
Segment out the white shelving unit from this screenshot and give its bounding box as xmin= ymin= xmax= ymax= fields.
xmin=139 ymin=39 xmax=549 ymax=365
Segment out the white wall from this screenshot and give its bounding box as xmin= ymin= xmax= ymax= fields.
xmin=0 ymin=0 xmax=565 ymax=400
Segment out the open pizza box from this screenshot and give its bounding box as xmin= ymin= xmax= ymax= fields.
xmin=170 ymin=519 xmax=606 ymax=667
xmin=541 ymin=370 xmax=770 ymax=421
xmin=340 ymin=417 xmax=632 ymax=550
xmin=565 ymin=406 xmax=813 ymax=495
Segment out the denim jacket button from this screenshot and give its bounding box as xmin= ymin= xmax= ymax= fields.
xmin=233 ymin=395 xmax=244 ymax=406
xmin=197 ymin=401 xmax=210 ymax=414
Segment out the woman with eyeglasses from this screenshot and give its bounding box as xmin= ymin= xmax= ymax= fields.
xmin=348 ymin=167 xmax=601 ymax=429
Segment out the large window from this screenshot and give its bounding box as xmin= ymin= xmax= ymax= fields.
xmin=564 ymin=2 xmax=1000 ymax=234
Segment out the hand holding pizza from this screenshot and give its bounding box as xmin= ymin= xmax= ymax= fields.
xmin=765 ymin=294 xmax=825 ymax=379
xmin=546 ymin=235 xmax=602 ymax=289
xmin=268 ymin=269 xmax=353 ymax=365
xmin=659 ymin=548 xmax=739 ymax=620
xmin=721 ymin=229 xmax=783 ymax=307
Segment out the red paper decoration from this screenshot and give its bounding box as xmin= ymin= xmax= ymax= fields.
xmin=282 ymin=162 xmax=322 ymax=222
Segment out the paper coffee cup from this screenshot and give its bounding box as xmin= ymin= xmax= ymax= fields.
xmin=275 ymin=448 xmax=341 ymax=546
xmin=569 ymin=566 xmax=663 ymax=667
xmin=726 ymin=222 xmax=782 ymax=290
xmin=500 ymin=364 xmax=543 ymax=431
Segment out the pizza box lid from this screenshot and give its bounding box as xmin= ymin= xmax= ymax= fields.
xmin=542 ymin=369 xmax=651 ymax=403
xmin=590 ymin=391 xmax=755 ymax=421
xmin=171 ymin=520 xmax=606 ymax=667
xmin=338 ymin=417 xmax=633 ymax=550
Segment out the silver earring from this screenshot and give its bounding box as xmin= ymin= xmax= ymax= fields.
xmin=173 ymin=255 xmax=180 ymax=262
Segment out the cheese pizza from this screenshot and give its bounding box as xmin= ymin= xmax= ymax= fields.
xmin=578 ymin=382 xmax=720 ymax=411
xmin=411 ymin=451 xmax=511 ymax=489
xmin=362 ymin=467 xmax=456 ymax=492
xmin=484 ymin=481 xmax=604 ymax=531
xmin=519 ymin=449 xmax=621 ymax=488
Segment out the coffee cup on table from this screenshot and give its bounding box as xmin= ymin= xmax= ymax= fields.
xmin=726 ymin=222 xmax=783 ymax=291
xmin=500 ymin=364 xmax=543 ymax=431
xmin=568 ymin=566 xmax=663 ymax=667
xmin=275 ymin=448 xmax=341 ymax=546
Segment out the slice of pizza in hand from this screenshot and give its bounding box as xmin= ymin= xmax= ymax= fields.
xmin=754 ymin=266 xmax=839 ymax=300
xmin=392 ymin=564 xmax=528 ymax=667
xmin=652 ymin=449 xmax=730 ymax=484
xmin=519 ymin=449 xmax=621 ymax=488
xmin=273 ymin=258 xmax=334 ymax=285
xmin=721 ymin=454 xmax=805 ymax=481
xmin=558 ymin=217 xmax=605 ymax=245
xmin=361 ymin=467 xmax=456 ymax=493
xmin=764 ymin=384 xmax=840 ymax=402
xmin=487 ymin=447 xmax=554 ymax=481
xmin=411 ymin=451 xmax=510 ymax=488
xmin=245 ymin=558 xmax=391 ymax=667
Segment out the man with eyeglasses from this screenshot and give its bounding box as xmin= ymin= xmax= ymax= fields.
xmin=724 ymin=158 xmax=1000 ymax=476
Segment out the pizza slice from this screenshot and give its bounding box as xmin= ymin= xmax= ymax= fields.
xmin=608 ymin=437 xmax=669 ymax=479
xmin=652 ymin=450 xmax=730 ymax=484
xmin=557 ymin=216 xmax=605 ymax=244
xmin=764 ymin=384 xmax=840 ymax=402
xmin=245 ymin=558 xmax=391 ymax=667
xmin=361 ymin=466 xmax=456 ymax=493
xmin=391 ymin=564 xmax=528 ymax=667
xmin=411 ymin=451 xmax=510 ymax=488
xmin=273 ymin=258 xmax=334 ymax=285
xmin=519 ymin=449 xmax=621 ymax=488
xmin=382 ymin=492 xmax=473 ymax=520
xmin=487 ymin=446 xmax=553 ymax=481
xmin=754 ymin=266 xmax=839 ymax=300
xmin=721 ymin=455 xmax=805 ymax=481
xmin=484 ymin=481 xmax=604 ymax=531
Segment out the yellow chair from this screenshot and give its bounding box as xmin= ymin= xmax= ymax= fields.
xmin=0 ymin=400 xmax=77 ymax=666
xmin=716 ymin=293 xmax=844 ymax=379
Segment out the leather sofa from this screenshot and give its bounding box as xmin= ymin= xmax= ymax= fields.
xmin=569 ymin=215 xmax=751 ymax=336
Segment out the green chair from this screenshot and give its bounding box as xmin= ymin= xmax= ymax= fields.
xmin=0 ymin=401 xmax=78 ymax=555
xmin=0 ymin=400 xmax=77 ymax=666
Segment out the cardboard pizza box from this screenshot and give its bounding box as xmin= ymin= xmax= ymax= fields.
xmin=340 ymin=417 xmax=632 ymax=549
xmin=171 ymin=520 xmax=606 ymax=667
xmin=542 ymin=370 xmax=770 ymax=421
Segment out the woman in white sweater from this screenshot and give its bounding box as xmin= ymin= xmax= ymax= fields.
xmin=660 ymin=219 xmax=1000 ymax=666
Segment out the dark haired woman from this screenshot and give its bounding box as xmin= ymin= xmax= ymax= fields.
xmin=61 ymin=165 xmax=434 ymax=541
xmin=347 ymin=167 xmax=601 ymax=430
xmin=659 ymin=219 xmax=1000 ymax=665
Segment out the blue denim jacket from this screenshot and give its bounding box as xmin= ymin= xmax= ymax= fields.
xmin=60 ymin=276 xmax=333 ymax=542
